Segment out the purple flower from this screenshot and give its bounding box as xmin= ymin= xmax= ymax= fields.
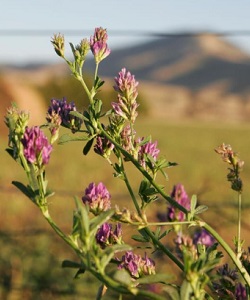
xmin=82 ymin=182 xmax=111 ymax=214
xmin=94 ymin=135 xmax=114 ymax=158
xmin=137 ymin=138 xmax=160 ymax=169
xmin=90 ymin=27 xmax=111 ymax=63
xmin=112 ymin=68 xmax=139 ymax=123
xmin=47 ymin=98 xmax=82 ymax=133
xmin=96 ymin=223 xmax=112 ymax=247
xmin=114 ymin=68 xmax=139 ymax=100
xmin=167 ymin=184 xmax=190 ymax=222
xmin=193 ymin=229 xmax=215 ymax=247
xmin=22 ymin=126 xmax=53 ymax=166
xmin=118 ymin=251 xmax=155 ymax=279
xmin=96 ymin=223 xmax=122 ymax=248
xmin=235 ymin=283 xmax=247 ymax=300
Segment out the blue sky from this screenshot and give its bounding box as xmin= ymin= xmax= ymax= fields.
xmin=1 ymin=0 xmax=250 ymax=65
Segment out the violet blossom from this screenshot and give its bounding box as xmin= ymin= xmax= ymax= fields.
xmin=22 ymin=126 xmax=53 ymax=166
xmin=82 ymin=182 xmax=111 ymax=214
xmin=235 ymin=283 xmax=247 ymax=300
xmin=90 ymin=27 xmax=111 ymax=63
xmin=94 ymin=135 xmax=114 ymax=158
xmin=47 ymin=98 xmax=82 ymax=133
xmin=118 ymin=251 xmax=155 ymax=279
xmin=167 ymin=184 xmax=190 ymax=222
xmin=137 ymin=138 xmax=160 ymax=169
xmin=193 ymin=229 xmax=215 ymax=247
xmin=96 ymin=223 xmax=122 ymax=248
xmin=112 ymin=68 xmax=139 ymax=123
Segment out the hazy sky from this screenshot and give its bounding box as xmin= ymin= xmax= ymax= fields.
xmin=1 ymin=0 xmax=250 ymax=65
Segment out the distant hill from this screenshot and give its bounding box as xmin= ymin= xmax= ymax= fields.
xmin=2 ymin=33 xmax=250 ymax=127
xmin=85 ymin=33 xmax=250 ymax=94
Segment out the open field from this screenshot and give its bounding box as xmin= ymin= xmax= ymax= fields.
xmin=1 ymin=119 xmax=250 ymax=299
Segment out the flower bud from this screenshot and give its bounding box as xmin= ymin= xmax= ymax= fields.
xmin=51 ymin=33 xmax=65 ymax=57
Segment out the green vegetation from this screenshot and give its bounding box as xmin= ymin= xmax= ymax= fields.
xmin=36 ymin=74 xmax=148 ymax=115
xmin=1 ymin=120 xmax=250 ymax=299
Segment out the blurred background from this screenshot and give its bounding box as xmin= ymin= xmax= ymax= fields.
xmin=1 ymin=1 xmax=250 ymax=299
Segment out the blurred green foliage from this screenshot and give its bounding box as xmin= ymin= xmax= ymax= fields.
xmin=2 ymin=120 xmax=250 ymax=299
xmin=36 ymin=74 xmax=148 ymax=115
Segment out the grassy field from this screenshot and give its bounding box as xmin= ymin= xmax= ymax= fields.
xmin=1 ymin=119 xmax=250 ymax=299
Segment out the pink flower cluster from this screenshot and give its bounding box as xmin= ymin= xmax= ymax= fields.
xmin=90 ymin=27 xmax=111 ymax=63
xmin=118 ymin=251 xmax=155 ymax=279
xmin=82 ymin=182 xmax=111 ymax=215
xmin=22 ymin=126 xmax=53 ymax=166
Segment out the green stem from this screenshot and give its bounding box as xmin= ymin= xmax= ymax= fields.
xmin=203 ymin=222 xmax=250 ymax=287
xmin=94 ymin=63 xmax=99 ymax=82
xmin=98 ymin=123 xmax=187 ymax=214
xmin=42 ymin=209 xmax=79 ymax=252
xmin=122 ymin=161 xmax=184 ymax=272
xmin=237 ymin=191 xmax=242 ymax=257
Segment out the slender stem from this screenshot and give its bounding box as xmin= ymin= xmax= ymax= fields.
xmin=94 ymin=63 xmax=99 ymax=81
xmin=237 ymin=191 xmax=242 ymax=257
xmin=203 ymin=222 xmax=250 ymax=287
xmin=98 ymin=123 xmax=187 ymax=214
xmin=122 ymin=159 xmax=184 ymax=272
xmin=42 ymin=209 xmax=79 ymax=252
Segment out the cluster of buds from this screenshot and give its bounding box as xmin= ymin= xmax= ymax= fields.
xmin=137 ymin=137 xmax=160 ymax=170
xmin=175 ymin=234 xmax=198 ymax=261
xmin=51 ymin=33 xmax=65 ymax=57
xmin=212 ymin=264 xmax=247 ymax=299
xmin=240 ymin=247 xmax=250 ymax=275
xmin=70 ymin=38 xmax=90 ymax=67
xmin=114 ymin=206 xmax=146 ymax=226
xmin=5 ymin=105 xmax=30 ymax=158
xmin=118 ymin=251 xmax=155 ymax=279
xmin=167 ymin=184 xmax=190 ymax=222
xmin=22 ymin=126 xmax=53 ymax=167
xmin=46 ymin=98 xmax=82 ymax=136
xmin=90 ymin=27 xmax=111 ymax=64
xmin=215 ymin=143 xmax=244 ymax=192
xmin=82 ymin=182 xmax=111 ymax=215
xmin=94 ymin=134 xmax=114 ymax=159
xmin=112 ymin=68 xmax=139 ymax=123
xmin=95 ymin=222 xmax=122 ymax=248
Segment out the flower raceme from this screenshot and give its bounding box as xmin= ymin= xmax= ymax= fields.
xmin=82 ymin=182 xmax=111 ymax=215
xmin=47 ymin=98 xmax=83 ymax=134
xmin=112 ymin=68 xmax=139 ymax=123
xmin=167 ymin=184 xmax=190 ymax=222
xmin=22 ymin=126 xmax=53 ymax=166
xmin=95 ymin=222 xmax=122 ymax=248
xmin=90 ymin=27 xmax=111 ymax=64
xmin=137 ymin=138 xmax=160 ymax=170
xmin=118 ymin=251 xmax=155 ymax=279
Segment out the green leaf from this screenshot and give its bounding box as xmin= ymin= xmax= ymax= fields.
xmin=94 ymin=76 xmax=105 ymax=90
xmin=12 ymin=181 xmax=34 ymax=199
xmin=194 ymin=205 xmax=208 ymax=215
xmin=132 ymin=235 xmax=149 ymax=243
xmin=74 ymin=268 xmax=86 ymax=279
xmin=190 ymin=195 xmax=197 ymax=213
xmin=69 ymin=110 xmax=86 ymax=121
xmin=180 ymin=279 xmax=193 ymax=300
xmin=83 ymin=138 xmax=94 ymax=155
xmin=62 ymin=260 xmax=82 ymax=269
xmin=112 ymin=269 xmax=132 ymax=286
xmin=58 ymin=133 xmax=89 ymax=144
xmin=89 ymin=210 xmax=114 ymax=235
xmin=135 ymin=273 xmax=173 ymax=285
xmin=162 ymin=285 xmax=180 ymax=300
